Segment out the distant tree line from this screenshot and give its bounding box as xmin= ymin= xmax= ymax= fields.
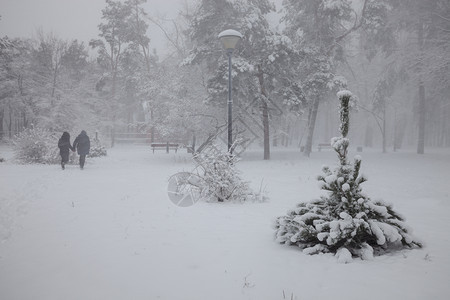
xmin=1 ymin=0 xmax=449 ymax=156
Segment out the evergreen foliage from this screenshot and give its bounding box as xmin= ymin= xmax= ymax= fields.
xmin=274 ymin=90 xmax=422 ymax=261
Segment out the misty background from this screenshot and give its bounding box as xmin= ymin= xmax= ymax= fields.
xmin=0 ymin=0 xmax=185 ymax=56
xmin=1 ymin=0 xmax=449 ymax=159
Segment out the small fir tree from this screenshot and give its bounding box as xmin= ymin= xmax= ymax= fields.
xmin=274 ymin=90 xmax=421 ymax=261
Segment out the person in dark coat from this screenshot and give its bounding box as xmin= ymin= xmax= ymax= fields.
xmin=58 ymin=131 xmax=74 ymax=170
xmin=73 ymin=130 xmax=90 ymax=169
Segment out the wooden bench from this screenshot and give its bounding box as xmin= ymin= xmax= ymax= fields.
xmin=317 ymin=143 xmax=332 ymax=151
xmin=151 ymin=142 xmax=179 ymax=154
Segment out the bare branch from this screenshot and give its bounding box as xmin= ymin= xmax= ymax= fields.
xmin=334 ymin=0 xmax=368 ymax=44
xmin=433 ymin=12 xmax=450 ymax=23
xmin=146 ymin=15 xmax=185 ymax=56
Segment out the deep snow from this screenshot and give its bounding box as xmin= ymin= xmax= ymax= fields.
xmin=1 ymin=145 xmax=449 ymax=300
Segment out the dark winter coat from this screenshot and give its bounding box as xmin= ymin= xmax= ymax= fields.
xmin=73 ymin=130 xmax=90 ymax=156
xmin=58 ymin=132 xmax=74 ymax=155
xmin=58 ymin=132 xmax=74 ymax=162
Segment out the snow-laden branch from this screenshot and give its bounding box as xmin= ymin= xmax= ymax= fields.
xmin=334 ymin=0 xmax=368 ymax=44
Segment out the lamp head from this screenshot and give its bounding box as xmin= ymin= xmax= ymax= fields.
xmin=218 ymin=29 xmax=243 ymax=50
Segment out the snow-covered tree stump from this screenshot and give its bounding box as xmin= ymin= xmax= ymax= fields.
xmin=274 ymin=90 xmax=422 ymax=262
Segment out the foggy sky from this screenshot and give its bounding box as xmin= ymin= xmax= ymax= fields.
xmin=0 ymin=0 xmax=184 ymax=56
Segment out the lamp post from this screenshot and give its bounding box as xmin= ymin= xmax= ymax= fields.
xmin=218 ymin=29 xmax=242 ymax=154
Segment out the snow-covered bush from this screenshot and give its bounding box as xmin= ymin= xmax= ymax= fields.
xmin=89 ymin=139 xmax=107 ymax=158
xmin=194 ymin=143 xmax=265 ymax=203
xmin=274 ymin=90 xmax=422 ymax=261
xmin=12 ymin=126 xmax=59 ymax=164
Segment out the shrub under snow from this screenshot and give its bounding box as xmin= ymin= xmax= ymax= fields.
xmin=12 ymin=126 xmax=59 ymax=164
xmin=274 ymin=90 xmax=422 ymax=261
xmin=193 ymin=142 xmax=265 ymax=203
xmin=13 ymin=127 xmax=107 ymax=164
xmin=89 ymin=138 xmax=107 ymax=158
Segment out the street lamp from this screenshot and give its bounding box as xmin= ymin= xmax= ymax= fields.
xmin=218 ymin=29 xmax=242 ymax=154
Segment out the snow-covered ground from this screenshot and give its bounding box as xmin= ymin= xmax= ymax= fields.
xmin=1 ymin=145 xmax=449 ymax=300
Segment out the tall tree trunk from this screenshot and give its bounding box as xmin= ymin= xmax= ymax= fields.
xmin=417 ymin=21 xmax=425 ymax=154
xmin=150 ymin=108 xmax=155 ymax=143
xmin=8 ymin=104 xmax=13 ymax=139
xmin=262 ymin=100 xmax=270 ymax=160
xmin=133 ymin=1 xmax=151 ymax=75
xmin=191 ymin=133 xmax=196 ymax=153
xmin=257 ymin=65 xmax=270 ymax=160
xmin=393 ymin=109 xmax=398 ymax=151
xmin=110 ymin=68 xmax=118 ymax=148
xmin=0 ymin=109 xmax=4 ymax=140
xmin=417 ymin=82 xmax=425 ymax=154
xmin=22 ymin=108 xmax=28 ymax=129
xmin=304 ymin=97 xmax=320 ymax=157
xmin=438 ymin=106 xmax=445 ymax=147
xmin=364 ymin=124 xmax=373 ymax=147
xmin=394 ymin=113 xmax=407 ymax=151
xmin=443 ymin=104 xmax=449 ymax=147
xmin=51 ymin=66 xmax=58 ymax=98
xmin=446 ymin=104 xmax=450 ymax=147
xmin=382 ymin=99 xmax=387 ymax=153
xmin=286 ymin=122 xmax=291 ymax=147
xmin=111 ymin=123 xmax=115 ymax=148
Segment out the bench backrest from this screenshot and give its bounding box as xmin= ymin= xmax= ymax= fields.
xmin=151 ymin=143 xmax=179 ymax=147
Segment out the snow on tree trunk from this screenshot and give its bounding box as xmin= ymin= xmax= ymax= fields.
xmin=257 ymin=65 xmax=271 ymax=161
xmin=274 ymin=90 xmax=422 ymax=262
xmin=262 ymin=100 xmax=270 ymax=160
xmin=416 ymin=19 xmax=426 ymax=155
xmin=303 ymin=96 xmax=320 ymax=157
xmin=0 ymin=109 xmax=4 ymax=140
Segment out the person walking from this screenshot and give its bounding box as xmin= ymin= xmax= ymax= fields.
xmin=73 ymin=130 xmax=90 ymax=169
xmin=58 ymin=131 xmax=74 ymax=170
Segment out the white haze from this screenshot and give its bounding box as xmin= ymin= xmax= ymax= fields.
xmin=0 ymin=0 xmax=185 ymax=56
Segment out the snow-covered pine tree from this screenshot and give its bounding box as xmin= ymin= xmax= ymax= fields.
xmin=274 ymin=90 xmax=421 ymax=262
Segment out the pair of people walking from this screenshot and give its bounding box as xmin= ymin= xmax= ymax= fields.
xmin=58 ymin=130 xmax=90 ymax=170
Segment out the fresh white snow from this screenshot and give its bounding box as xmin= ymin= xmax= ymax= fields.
xmin=1 ymin=145 xmax=450 ymax=300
